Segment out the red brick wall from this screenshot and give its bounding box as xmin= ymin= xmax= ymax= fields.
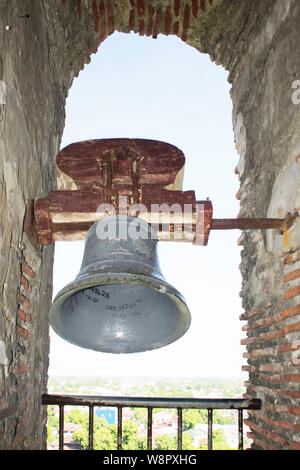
xmin=241 ymin=249 xmax=300 ymax=449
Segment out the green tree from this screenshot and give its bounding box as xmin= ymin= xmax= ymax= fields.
xmin=211 ymin=429 xmax=233 ymax=450
xmin=155 ymin=433 xmax=195 ymax=450
xmin=213 ymin=410 xmax=236 ymax=425
xmin=67 ymin=408 xmax=89 ymax=425
xmin=46 ymin=406 xmax=59 ymax=447
xmin=122 ymin=420 xmax=139 ymax=449
xmin=47 ymin=405 xmax=59 ymax=429
xmin=121 ymin=420 xmax=148 ymax=450
xmin=132 ymin=408 xmax=147 ymax=428
xmin=182 ymin=433 xmax=195 ymax=450
xmin=72 ymin=428 xmax=89 ymax=449
xmin=93 ymin=425 xmax=117 ymax=450
xmin=155 ymin=434 xmax=177 ymax=450
xmin=183 ymin=409 xmax=207 ymax=430
xmin=73 ymin=417 xmax=117 ymax=450
xmin=73 ymin=416 xmax=147 ymax=451
xmin=47 ymin=424 xmax=55 ymax=444
xmin=125 ymin=435 xmax=147 ymax=450
xmin=199 ymin=429 xmax=234 ymax=450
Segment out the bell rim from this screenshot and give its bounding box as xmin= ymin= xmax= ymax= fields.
xmin=51 ymin=271 xmax=189 ymax=304
xmin=49 ymin=272 xmax=191 ymax=354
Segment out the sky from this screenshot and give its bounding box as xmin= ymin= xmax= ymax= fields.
xmin=48 ymin=32 xmax=247 ymax=379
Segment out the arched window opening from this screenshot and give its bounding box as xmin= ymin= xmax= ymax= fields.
xmin=49 ymin=32 xmax=245 ymax=382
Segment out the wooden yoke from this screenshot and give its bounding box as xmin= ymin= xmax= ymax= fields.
xmin=34 ymin=139 xmax=213 ymax=245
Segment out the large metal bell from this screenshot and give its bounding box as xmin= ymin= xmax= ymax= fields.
xmin=49 ymin=216 xmax=191 ymax=354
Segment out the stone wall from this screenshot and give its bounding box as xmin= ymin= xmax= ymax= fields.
xmin=232 ymin=0 xmax=300 ymax=449
xmin=0 ymin=0 xmax=65 ymax=449
xmin=0 ymin=0 xmax=299 ymax=450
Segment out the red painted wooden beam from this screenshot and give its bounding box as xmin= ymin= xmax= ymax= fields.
xmin=33 ymin=139 xmax=213 ymax=245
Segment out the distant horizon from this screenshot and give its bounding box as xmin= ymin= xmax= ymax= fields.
xmin=48 ymin=374 xmax=245 ymax=381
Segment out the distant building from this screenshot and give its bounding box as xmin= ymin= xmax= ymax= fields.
xmin=96 ymin=408 xmax=116 ymax=425
xmin=47 ymin=422 xmax=82 ymax=450
xmin=64 ymin=422 xmax=82 ymax=435
xmin=153 ymin=411 xmax=177 ymax=428
xmin=184 ymin=429 xmax=207 ymax=448
xmin=123 ymin=408 xmax=135 ymax=421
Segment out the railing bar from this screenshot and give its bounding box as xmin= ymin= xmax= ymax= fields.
xmin=177 ymin=408 xmax=182 ymax=451
xmin=238 ymin=409 xmax=243 ymax=451
xmin=88 ymin=405 xmax=94 ymax=451
xmin=147 ymin=407 xmax=153 ymax=451
xmin=59 ymin=404 xmax=64 ymax=451
xmin=117 ymin=406 xmax=122 ymax=451
xmin=208 ymin=408 xmax=213 ymax=451
xmin=42 ymin=394 xmax=262 ymax=410
xmin=42 ymin=395 xmax=262 ymax=451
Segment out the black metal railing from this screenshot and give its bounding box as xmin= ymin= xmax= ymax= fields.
xmin=42 ymin=394 xmax=261 ymax=451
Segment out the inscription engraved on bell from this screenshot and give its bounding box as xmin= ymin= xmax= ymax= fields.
xmin=49 ymin=216 xmax=191 ymax=353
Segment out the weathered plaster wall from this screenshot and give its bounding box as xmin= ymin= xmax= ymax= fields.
xmin=0 ymin=0 xmax=299 ymax=450
xmin=0 ymin=0 xmax=66 ymax=449
xmin=231 ymin=0 xmax=300 ymax=449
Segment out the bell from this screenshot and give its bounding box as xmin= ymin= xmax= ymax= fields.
xmin=49 ymin=216 xmax=191 ymax=354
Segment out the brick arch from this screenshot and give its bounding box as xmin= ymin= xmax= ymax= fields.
xmin=57 ymin=0 xmax=266 ymax=89
xmin=86 ymin=0 xmax=217 ymax=47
